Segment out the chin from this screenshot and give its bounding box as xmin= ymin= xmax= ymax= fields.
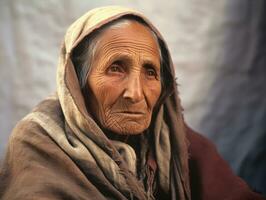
xmin=100 ymin=114 xmax=152 ymax=135
xmin=106 ymin=122 xmax=149 ymax=135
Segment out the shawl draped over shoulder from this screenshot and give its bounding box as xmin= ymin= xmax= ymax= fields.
xmin=0 ymin=6 xmax=264 ymax=200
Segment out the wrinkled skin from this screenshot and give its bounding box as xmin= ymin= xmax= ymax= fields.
xmin=87 ymin=21 xmax=161 ymax=135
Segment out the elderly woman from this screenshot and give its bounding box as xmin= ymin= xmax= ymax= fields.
xmin=0 ymin=6 xmax=264 ymax=200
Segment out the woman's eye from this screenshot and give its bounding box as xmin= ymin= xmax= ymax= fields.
xmin=147 ymin=69 xmax=156 ymax=76
xmin=146 ymin=67 xmax=157 ymax=78
xmin=107 ymin=63 xmax=124 ymax=74
xmin=110 ymin=65 xmax=121 ymax=72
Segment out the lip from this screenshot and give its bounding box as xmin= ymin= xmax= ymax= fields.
xmin=121 ymin=111 xmax=144 ymax=114
xmin=115 ymin=111 xmax=145 ymax=116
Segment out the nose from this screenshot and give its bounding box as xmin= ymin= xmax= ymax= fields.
xmin=123 ymin=74 xmax=143 ymax=103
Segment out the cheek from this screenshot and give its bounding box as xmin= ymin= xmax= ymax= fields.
xmin=144 ymin=81 xmax=161 ymax=108
xmin=88 ymin=74 xmax=124 ymax=110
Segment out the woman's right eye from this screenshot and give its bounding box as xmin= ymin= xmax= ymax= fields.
xmin=109 ymin=65 xmax=122 ymax=72
xmin=107 ymin=61 xmax=124 ymax=74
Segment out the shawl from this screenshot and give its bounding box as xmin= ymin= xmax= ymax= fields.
xmin=0 ymin=6 xmax=264 ymax=200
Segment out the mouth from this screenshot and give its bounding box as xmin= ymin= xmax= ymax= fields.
xmin=115 ymin=110 xmax=145 ymax=116
xmin=122 ymin=111 xmax=144 ymax=114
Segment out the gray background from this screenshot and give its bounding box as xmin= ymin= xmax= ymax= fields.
xmin=0 ymin=0 xmax=265 ymax=195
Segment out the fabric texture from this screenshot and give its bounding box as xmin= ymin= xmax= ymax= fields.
xmin=0 ymin=6 xmax=264 ymax=200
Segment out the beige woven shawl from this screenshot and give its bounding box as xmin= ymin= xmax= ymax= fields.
xmin=1 ymin=6 xmax=191 ymax=200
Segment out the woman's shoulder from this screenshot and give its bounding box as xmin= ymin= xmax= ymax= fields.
xmin=185 ymin=124 xmax=265 ymax=200
xmin=11 ymin=94 xmax=63 ymax=137
xmin=0 ymin=96 xmax=84 ymax=200
xmin=7 ymin=94 xmax=64 ymax=154
xmin=5 ymin=94 xmax=65 ymax=163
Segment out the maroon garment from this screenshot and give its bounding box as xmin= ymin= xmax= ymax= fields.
xmin=187 ymin=126 xmax=265 ymax=200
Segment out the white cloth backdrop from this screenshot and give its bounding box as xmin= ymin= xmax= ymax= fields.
xmin=0 ymin=0 xmax=265 ymax=195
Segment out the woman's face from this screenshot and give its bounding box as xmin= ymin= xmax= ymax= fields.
xmin=87 ymin=21 xmax=161 ymax=135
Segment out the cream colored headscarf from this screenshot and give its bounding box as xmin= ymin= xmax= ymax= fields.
xmin=56 ymin=5 xmax=191 ymax=200
xmin=0 ymin=6 xmax=190 ymax=200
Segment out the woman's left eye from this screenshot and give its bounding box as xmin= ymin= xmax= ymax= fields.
xmin=146 ymin=68 xmax=156 ymax=76
xmin=145 ymin=66 xmax=158 ymax=79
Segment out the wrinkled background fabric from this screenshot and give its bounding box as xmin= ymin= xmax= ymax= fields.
xmin=0 ymin=0 xmax=265 ymax=196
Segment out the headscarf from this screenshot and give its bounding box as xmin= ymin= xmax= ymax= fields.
xmin=57 ymin=6 xmax=191 ymax=199
xmin=0 ymin=6 xmax=191 ymax=200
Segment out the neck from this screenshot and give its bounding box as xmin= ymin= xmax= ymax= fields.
xmin=104 ymin=129 xmax=142 ymax=147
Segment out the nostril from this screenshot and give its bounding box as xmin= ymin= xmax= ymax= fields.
xmin=123 ymin=86 xmax=143 ymax=102
xmin=123 ymin=78 xmax=143 ymax=102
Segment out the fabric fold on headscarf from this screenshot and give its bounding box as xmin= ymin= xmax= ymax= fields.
xmin=1 ymin=6 xmax=191 ymax=200
xmin=56 ymin=5 xmax=191 ymax=200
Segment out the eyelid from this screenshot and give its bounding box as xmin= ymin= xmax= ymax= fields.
xmin=106 ymin=60 xmax=125 ymax=74
xmin=144 ymin=63 xmax=159 ymax=75
xmin=143 ymin=60 xmax=160 ymax=70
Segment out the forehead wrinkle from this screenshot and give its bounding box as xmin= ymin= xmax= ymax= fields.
xmin=104 ymin=34 xmax=158 ymax=53
xmin=97 ymin=39 xmax=159 ymax=66
xmin=101 ymin=46 xmax=160 ymax=71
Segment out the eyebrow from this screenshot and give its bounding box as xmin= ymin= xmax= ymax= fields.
xmin=142 ymin=60 xmax=160 ymax=71
xmin=106 ymin=52 xmax=160 ymax=69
